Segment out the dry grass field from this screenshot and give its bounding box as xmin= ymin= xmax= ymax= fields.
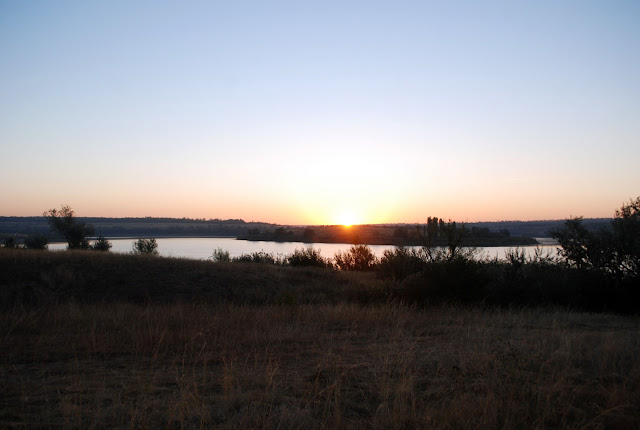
xmin=2 ymin=302 xmax=639 ymax=429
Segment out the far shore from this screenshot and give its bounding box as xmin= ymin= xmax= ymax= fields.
xmin=46 ymin=235 xmax=546 ymax=248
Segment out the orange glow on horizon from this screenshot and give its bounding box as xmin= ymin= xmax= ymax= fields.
xmin=0 ymin=190 xmax=625 ymax=226
xmin=335 ymin=210 xmax=360 ymax=227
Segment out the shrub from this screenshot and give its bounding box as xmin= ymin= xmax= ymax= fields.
xmin=24 ymin=235 xmax=49 ymax=250
xmin=3 ymin=236 xmax=18 ymax=249
xmin=334 ymin=245 xmax=378 ymax=271
xmin=287 ymin=246 xmax=330 ymax=268
xmin=393 ymin=259 xmax=490 ymax=304
xmin=232 ymin=251 xmax=281 ymax=264
xmin=132 ymin=238 xmax=159 ymax=256
xmin=211 ymin=247 xmax=231 ymax=262
xmin=377 ymin=247 xmax=426 ymax=280
xmin=92 ymin=236 xmax=112 ymax=251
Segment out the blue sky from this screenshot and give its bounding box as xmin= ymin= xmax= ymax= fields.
xmin=1 ymin=0 xmax=638 ymax=224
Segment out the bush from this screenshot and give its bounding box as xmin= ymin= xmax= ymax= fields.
xmin=24 ymin=235 xmax=49 ymax=250
xmin=92 ymin=236 xmax=112 ymax=251
xmin=211 ymin=247 xmax=230 ymax=262
xmin=377 ymin=247 xmax=426 ymax=280
xmin=393 ymin=259 xmax=490 ymax=304
xmin=132 ymin=238 xmax=159 ymax=256
xmin=232 ymin=251 xmax=282 ymax=264
xmin=287 ymin=247 xmax=330 ymax=268
xmin=334 ymin=245 xmax=378 ymax=271
xmin=3 ymin=236 xmax=18 ymax=249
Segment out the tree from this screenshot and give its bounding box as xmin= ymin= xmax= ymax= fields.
xmin=44 ymin=205 xmax=94 ymax=250
xmin=611 ymin=197 xmax=640 ymax=277
xmin=443 ymin=221 xmax=466 ymax=260
xmin=302 ymin=227 xmax=316 ymax=242
xmin=392 ymin=226 xmax=408 ymax=245
xmin=551 ymin=217 xmax=604 ymax=269
xmin=132 ymin=238 xmax=159 ymax=255
xmin=551 ymin=197 xmax=639 ymax=278
xmin=417 ymin=218 xmax=471 ymax=262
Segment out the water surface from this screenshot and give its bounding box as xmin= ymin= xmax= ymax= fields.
xmin=49 ymin=237 xmax=558 ymax=261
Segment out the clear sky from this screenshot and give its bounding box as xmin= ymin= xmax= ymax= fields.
xmin=1 ymin=0 xmax=638 ymax=225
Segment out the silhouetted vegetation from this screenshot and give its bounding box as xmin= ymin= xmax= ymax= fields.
xmin=44 ymin=205 xmax=95 ymax=249
xmin=287 ymin=246 xmax=331 ymax=268
xmin=302 ymin=227 xmax=316 ymax=242
xmin=132 ymin=238 xmax=159 ymax=255
xmin=2 ymin=236 xmax=18 ymax=249
xmin=1 ymin=199 xmax=636 ymax=313
xmin=551 ymin=197 xmax=639 ymax=279
xmin=2 ymin=215 xmax=614 ymax=246
xmin=2 ymin=214 xmax=540 ymax=247
xmin=24 ymin=234 xmax=49 ymax=250
xmin=40 ymin=206 xmax=111 ymax=251
xmin=231 ymin=251 xmax=283 ymax=264
xmin=416 ymin=218 xmax=476 ymax=261
xmin=0 ymin=216 xmax=275 ymax=241
xmin=2 ymin=234 xmax=49 ymax=250
xmin=92 ymin=235 xmax=112 ymax=251
xmin=377 ymin=247 xmax=427 ymax=280
xmin=239 ymin=221 xmax=538 ymax=247
xmin=210 ymin=247 xmax=230 ymax=262
xmin=334 ymin=245 xmax=378 ymax=271
xmin=209 ymin=201 xmax=639 ymax=312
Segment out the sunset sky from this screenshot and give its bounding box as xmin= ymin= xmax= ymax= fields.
xmin=1 ymin=1 xmax=638 ymax=225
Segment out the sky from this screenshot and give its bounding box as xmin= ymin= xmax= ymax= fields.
xmin=1 ymin=0 xmax=639 ymax=225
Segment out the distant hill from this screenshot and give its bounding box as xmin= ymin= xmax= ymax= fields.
xmin=465 ymin=218 xmax=612 ymax=238
xmin=0 ymin=217 xmax=276 ymax=240
xmin=0 ymin=216 xmax=613 ymax=243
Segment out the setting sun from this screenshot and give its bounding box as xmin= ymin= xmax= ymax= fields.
xmin=336 ymin=211 xmax=359 ymax=227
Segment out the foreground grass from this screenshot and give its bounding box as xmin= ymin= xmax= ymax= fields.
xmin=2 ymin=249 xmax=639 ymax=428
xmin=2 ymin=302 xmax=639 ymax=429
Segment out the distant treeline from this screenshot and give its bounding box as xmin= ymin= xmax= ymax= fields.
xmin=465 ymin=218 xmax=612 ymax=238
xmin=0 ymin=215 xmax=612 ymax=245
xmin=0 ymin=217 xmax=276 ymax=240
xmin=238 ymin=221 xmax=539 ymax=247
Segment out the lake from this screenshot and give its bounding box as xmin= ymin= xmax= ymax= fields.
xmin=48 ymin=237 xmax=559 ymax=261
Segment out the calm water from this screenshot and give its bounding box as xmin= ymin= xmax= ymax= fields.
xmin=49 ymin=237 xmax=559 ymax=260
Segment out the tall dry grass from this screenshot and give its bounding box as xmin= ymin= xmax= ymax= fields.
xmin=2 ymin=302 xmax=639 ymax=429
